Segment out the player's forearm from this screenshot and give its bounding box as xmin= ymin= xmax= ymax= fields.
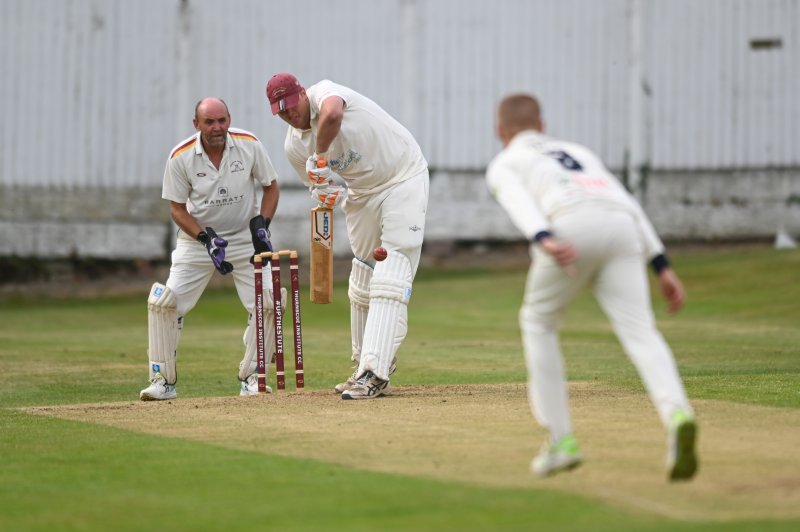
xmin=497 ymin=188 xmax=549 ymax=240
xmin=169 ymin=202 xmax=203 ymax=240
xmin=259 ymin=183 xmax=280 ymax=220
xmin=314 ymin=121 xmax=341 ymax=155
xmin=657 ymin=266 xmax=685 ymax=313
xmin=315 ymin=98 xmax=344 ymax=154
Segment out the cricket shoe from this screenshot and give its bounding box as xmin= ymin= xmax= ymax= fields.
xmin=240 ymin=373 xmax=272 ymax=396
xmin=531 ymin=434 xmax=583 ymax=477
xmin=667 ymin=410 xmax=698 ymax=481
xmin=334 ymin=356 xmax=397 ymax=393
xmin=341 ymin=371 xmax=391 ymax=400
xmin=139 ymin=373 xmax=177 ymax=401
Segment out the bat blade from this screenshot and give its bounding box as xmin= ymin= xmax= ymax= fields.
xmin=310 ymin=206 xmax=333 ymax=304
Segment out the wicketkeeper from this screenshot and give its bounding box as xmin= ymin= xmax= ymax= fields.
xmin=140 ymin=97 xmax=284 ymax=400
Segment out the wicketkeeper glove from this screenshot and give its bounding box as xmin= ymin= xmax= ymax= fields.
xmin=249 ymin=215 xmax=274 ymax=264
xmin=197 ymin=227 xmax=233 ymax=275
xmin=311 ymin=184 xmax=348 ymax=209
xmin=306 ymin=153 xmax=332 ymax=187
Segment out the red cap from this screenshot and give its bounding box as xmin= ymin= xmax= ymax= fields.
xmin=266 ymin=73 xmax=303 ymax=114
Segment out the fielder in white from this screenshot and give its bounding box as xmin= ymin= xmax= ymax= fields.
xmin=266 ymin=73 xmax=429 ymax=400
xmin=140 ymin=97 xmax=285 ymax=401
xmin=486 ymin=94 xmax=698 ymax=481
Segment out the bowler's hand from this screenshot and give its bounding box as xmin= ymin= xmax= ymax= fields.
xmin=539 ymin=237 xmax=578 ymax=277
xmin=658 ymin=268 xmax=685 ymax=314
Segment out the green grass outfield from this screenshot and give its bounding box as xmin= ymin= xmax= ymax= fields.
xmin=1 ymin=245 xmax=798 ymax=531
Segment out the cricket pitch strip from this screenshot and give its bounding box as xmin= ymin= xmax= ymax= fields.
xmin=23 ymin=382 xmax=800 ymax=522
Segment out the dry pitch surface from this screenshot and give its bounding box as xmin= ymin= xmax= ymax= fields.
xmin=24 ymin=382 xmax=800 ymax=522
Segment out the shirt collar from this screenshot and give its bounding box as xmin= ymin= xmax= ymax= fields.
xmin=193 ymin=131 xmax=203 ymax=155
xmin=509 ymin=129 xmax=547 ymax=148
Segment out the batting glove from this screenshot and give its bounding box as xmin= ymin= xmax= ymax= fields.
xmin=248 ymin=215 xmax=274 ymax=264
xmin=198 ymin=227 xmax=233 ymax=275
xmin=306 ymin=154 xmax=332 ymax=187
xmin=311 ymin=184 xmax=348 ymax=209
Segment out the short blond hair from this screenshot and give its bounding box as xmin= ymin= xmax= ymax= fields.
xmin=497 ymin=93 xmax=543 ymax=135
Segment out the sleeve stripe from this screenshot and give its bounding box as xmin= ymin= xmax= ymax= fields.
xmin=170 ymin=139 xmax=196 ymax=158
xmin=230 ymin=132 xmax=258 ymax=141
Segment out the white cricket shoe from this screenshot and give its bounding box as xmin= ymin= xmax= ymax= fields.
xmin=334 ymin=365 xmax=360 ymax=394
xmin=531 ymin=434 xmax=583 ymax=477
xmin=334 ymin=356 xmax=397 ymax=393
xmin=240 ymin=373 xmax=272 ymax=396
xmin=667 ymin=410 xmax=698 ymax=481
xmin=139 ymin=373 xmax=177 ymax=401
xmin=341 ymin=371 xmax=391 ymax=400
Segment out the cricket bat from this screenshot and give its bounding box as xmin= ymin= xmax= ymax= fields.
xmin=310 ymin=205 xmax=333 ymax=303
xmin=310 ymin=157 xmax=334 ymax=303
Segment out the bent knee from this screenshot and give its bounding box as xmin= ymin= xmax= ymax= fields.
xmin=519 ymin=304 xmax=560 ymax=333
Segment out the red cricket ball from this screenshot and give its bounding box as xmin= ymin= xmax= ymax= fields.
xmin=373 ymin=246 xmax=388 ymax=261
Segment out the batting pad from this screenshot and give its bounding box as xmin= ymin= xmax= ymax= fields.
xmin=239 ymin=287 xmax=286 ymax=380
xmin=348 ymin=258 xmax=373 ymax=362
xmin=147 ymin=283 xmax=180 ymax=384
xmin=359 ymin=251 xmax=412 ymax=380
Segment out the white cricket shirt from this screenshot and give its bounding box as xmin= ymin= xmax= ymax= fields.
xmin=486 ymin=130 xmax=664 ymax=259
xmin=163 ymin=128 xmax=278 ymax=237
xmin=284 ymin=80 xmax=427 ymax=199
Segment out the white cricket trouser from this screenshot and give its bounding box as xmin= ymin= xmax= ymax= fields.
xmin=520 ymin=209 xmax=692 ymax=441
xmin=342 ymin=170 xmax=428 ymax=374
xmin=342 ymin=170 xmax=429 ymax=270
xmin=166 ymin=228 xmax=257 ymax=316
xmin=166 ymin=228 xmax=261 ymax=371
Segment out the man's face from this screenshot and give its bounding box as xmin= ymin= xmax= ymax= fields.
xmin=194 ymin=101 xmax=230 ymax=150
xmin=277 ymin=92 xmax=311 ymax=130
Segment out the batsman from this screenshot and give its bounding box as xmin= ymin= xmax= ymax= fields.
xmin=266 ymin=73 xmax=429 ymax=400
xmin=140 ymin=97 xmax=285 ymax=401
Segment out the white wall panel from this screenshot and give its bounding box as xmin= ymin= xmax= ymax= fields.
xmin=416 ymin=0 xmax=630 ymax=170
xmin=1 ymin=0 xmax=179 ymax=188
xmin=0 ymin=0 xmax=800 ymax=260
xmin=0 ymin=0 xmax=797 ymax=184
xmin=645 ymin=0 xmax=799 ymax=169
xmin=169 ymin=0 xmax=416 ymax=184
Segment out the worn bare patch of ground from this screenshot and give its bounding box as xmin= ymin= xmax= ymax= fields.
xmin=23 ymin=382 xmax=800 ymax=522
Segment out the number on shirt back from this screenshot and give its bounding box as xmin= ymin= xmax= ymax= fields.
xmin=548 ymin=150 xmax=583 ymax=171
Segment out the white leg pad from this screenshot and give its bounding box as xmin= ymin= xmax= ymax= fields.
xmin=359 ymin=251 xmax=413 ymax=380
xmin=348 ymin=258 xmax=373 ymax=363
xmin=147 ymin=283 xmax=180 ymax=385
xmin=239 ymin=287 xmax=286 ymax=380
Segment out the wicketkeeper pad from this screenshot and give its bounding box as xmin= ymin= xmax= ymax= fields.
xmin=147 ymin=282 xmax=180 ymax=384
xmin=239 ymin=287 xmax=287 ymax=380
